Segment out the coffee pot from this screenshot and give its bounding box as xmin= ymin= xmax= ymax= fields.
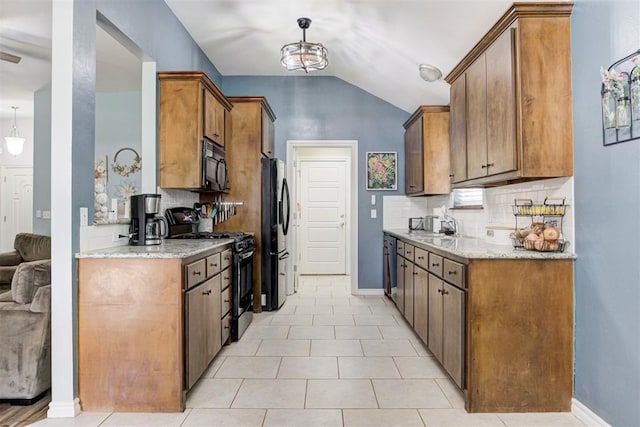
xmin=129 ymin=194 xmax=168 ymax=245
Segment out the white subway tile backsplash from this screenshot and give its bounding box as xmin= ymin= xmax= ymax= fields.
xmin=383 ymin=178 xmax=575 ymax=250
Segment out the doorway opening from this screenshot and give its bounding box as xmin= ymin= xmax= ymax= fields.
xmin=286 ymin=140 xmax=358 ymax=295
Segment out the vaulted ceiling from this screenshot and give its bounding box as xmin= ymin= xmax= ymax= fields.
xmin=0 ymin=0 xmax=562 ymax=119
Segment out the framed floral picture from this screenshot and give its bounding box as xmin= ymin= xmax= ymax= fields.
xmin=366 ymin=152 xmax=397 ymax=190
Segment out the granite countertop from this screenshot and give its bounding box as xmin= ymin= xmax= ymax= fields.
xmin=384 ymin=229 xmax=576 ymax=260
xmin=76 ymin=239 xmax=234 ymax=259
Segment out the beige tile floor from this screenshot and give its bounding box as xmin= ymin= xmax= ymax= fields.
xmin=32 ymin=275 xmax=586 ymax=427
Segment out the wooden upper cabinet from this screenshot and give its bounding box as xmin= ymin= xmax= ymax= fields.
xmin=449 ymin=76 xmax=467 ymax=184
xmin=403 ymin=106 xmax=451 ymax=196
xmin=203 ymin=87 xmax=226 ymax=147
xmin=445 ymin=3 xmax=573 ymax=187
xmin=404 ymin=116 xmax=423 ymax=194
xmin=465 ymin=57 xmax=488 ymax=181
xmin=158 ymin=71 xmax=232 ymax=189
xmin=261 ymin=108 xmax=275 ymax=158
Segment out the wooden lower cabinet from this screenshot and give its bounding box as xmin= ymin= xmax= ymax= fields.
xmin=396 ymin=254 xmax=405 ymax=315
xmin=186 ymin=275 xmax=221 ymax=390
xmin=388 ymin=235 xmax=574 ymax=413
xmin=412 ymin=266 xmax=429 ymax=343
xmin=78 ymin=245 xmax=232 ymax=412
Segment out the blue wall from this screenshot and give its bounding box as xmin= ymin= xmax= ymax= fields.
xmin=223 ymin=76 xmax=410 ymax=289
xmin=572 ymin=1 xmax=640 ymax=425
xmin=95 ymin=91 xmax=142 ymax=205
xmin=33 ymin=84 xmax=51 ymax=235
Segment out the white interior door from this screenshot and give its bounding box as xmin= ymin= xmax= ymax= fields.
xmin=0 ymin=165 xmax=34 ymax=251
xmin=299 ymin=160 xmax=347 ymax=274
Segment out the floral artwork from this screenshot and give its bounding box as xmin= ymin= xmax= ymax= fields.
xmin=366 ymin=152 xmax=397 ymax=190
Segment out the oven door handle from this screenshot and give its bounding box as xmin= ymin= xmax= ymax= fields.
xmin=237 ymin=249 xmax=255 ymax=260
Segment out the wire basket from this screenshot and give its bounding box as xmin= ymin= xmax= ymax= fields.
xmin=510 ymin=234 xmax=567 ymax=252
xmin=512 ymin=197 xmax=566 ymax=216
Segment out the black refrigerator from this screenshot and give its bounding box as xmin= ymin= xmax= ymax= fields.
xmin=261 ymin=157 xmax=290 ymax=311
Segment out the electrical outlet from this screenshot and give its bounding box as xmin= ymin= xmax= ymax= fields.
xmin=370 ymin=209 xmax=377 ymax=219
xmin=42 ymin=210 xmax=51 ymax=219
xmin=371 ymin=194 xmax=376 ymax=205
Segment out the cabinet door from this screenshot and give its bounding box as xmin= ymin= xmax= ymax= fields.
xmin=449 ymin=76 xmax=467 ymax=183
xmin=428 ymin=274 xmax=443 ymax=361
xmin=442 ymin=282 xmax=465 ymax=389
xmin=262 ymin=108 xmax=275 ymax=158
xmin=396 ymin=254 xmax=405 ymax=314
xmin=209 ymin=274 xmax=222 ymax=359
xmin=465 ymin=56 xmax=488 ymax=180
xmin=413 ymin=266 xmax=429 ymax=343
xmin=405 ymin=117 xmax=424 ymax=194
xmin=186 ymin=279 xmax=212 ymax=389
xmin=486 ymin=27 xmax=517 ymax=176
xmin=404 ymin=262 xmax=415 ymax=327
xmin=203 ymin=88 xmax=223 ymax=146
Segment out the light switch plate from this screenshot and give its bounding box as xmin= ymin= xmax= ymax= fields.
xmin=370 ymin=209 xmax=377 ymax=219
xmin=80 ymin=207 xmax=88 ymax=227
xmin=371 ymin=194 xmax=376 ymax=205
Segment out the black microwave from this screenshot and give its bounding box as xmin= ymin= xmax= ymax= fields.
xmin=202 ymin=140 xmax=229 ymax=192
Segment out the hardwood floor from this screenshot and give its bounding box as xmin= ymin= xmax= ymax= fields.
xmin=0 ymin=393 xmax=49 ymax=427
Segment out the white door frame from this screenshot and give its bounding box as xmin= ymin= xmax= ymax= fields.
xmin=286 ymin=140 xmax=358 ymax=295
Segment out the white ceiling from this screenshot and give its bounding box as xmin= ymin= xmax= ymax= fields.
xmin=0 ymin=0 xmax=564 ymax=119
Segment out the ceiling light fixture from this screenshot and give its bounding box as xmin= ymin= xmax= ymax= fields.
xmin=281 ymin=17 xmax=328 ymax=73
xmin=419 ymin=64 xmax=443 ymax=82
xmin=5 ymin=106 xmax=25 ymax=156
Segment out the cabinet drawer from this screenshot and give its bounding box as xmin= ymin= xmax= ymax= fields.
xmin=428 ymin=253 xmax=444 ymax=277
xmin=221 ymin=268 xmax=232 ymax=289
xmin=397 ymin=240 xmax=405 ymax=255
xmin=221 ymin=249 xmax=233 ymax=271
xmin=443 ymin=258 xmax=465 ymax=288
xmin=186 ymin=259 xmax=206 ymax=288
xmin=221 ymin=285 xmax=232 ymax=318
xmin=206 ymin=253 xmax=222 ymax=278
xmin=414 ymin=248 xmax=429 ymax=270
xmin=404 ymin=244 xmax=415 ymax=262
xmin=221 ymin=312 xmax=231 ymax=346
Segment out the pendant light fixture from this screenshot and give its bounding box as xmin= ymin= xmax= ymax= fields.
xmin=280 ymin=17 xmax=328 ymax=73
xmin=5 ymin=106 xmax=25 ymax=156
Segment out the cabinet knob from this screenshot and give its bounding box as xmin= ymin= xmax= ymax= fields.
xmin=413 ymin=272 xmax=418 ymax=275
xmin=417 ymin=256 xmax=424 ymax=260
xmin=481 ymin=164 xmax=488 ymax=169
xmin=224 ymin=276 xmax=230 ymax=280
xmin=224 ymin=299 xmax=230 ymax=303
xmin=224 ymin=325 xmax=230 ymax=329
xmin=193 ymin=270 xmax=202 ymax=276
xmin=448 ymin=270 xmax=457 ymax=275
xmin=449 ymin=173 xmax=454 ymax=177
xmin=213 ymin=133 xmax=220 ymax=138
xmin=407 ymin=251 xmax=412 ymax=254
xmin=210 ymin=263 xmax=218 ymax=268
xmin=203 ymin=289 xmax=212 ymax=295
xmin=432 ymin=263 xmax=440 ymax=267
xmin=442 ymin=289 xmax=449 ymax=295
xmin=487 ymin=163 xmax=494 ymax=167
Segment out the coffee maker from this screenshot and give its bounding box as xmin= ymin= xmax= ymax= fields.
xmin=129 ymin=194 xmax=167 ymax=245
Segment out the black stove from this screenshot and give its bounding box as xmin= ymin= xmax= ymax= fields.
xmin=167 ymin=231 xmax=255 ymax=252
xmin=165 ymin=206 xmax=255 ymax=342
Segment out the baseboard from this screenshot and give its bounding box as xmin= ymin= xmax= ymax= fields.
xmin=572 ymin=398 xmax=611 ymax=427
xmin=352 ymin=288 xmax=385 ymax=296
xmin=47 ymin=398 xmax=81 ymax=418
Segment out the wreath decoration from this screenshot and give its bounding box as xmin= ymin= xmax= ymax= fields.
xmin=111 ymin=147 xmax=142 ymax=177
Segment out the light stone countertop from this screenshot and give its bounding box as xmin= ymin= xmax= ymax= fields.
xmin=76 ymin=239 xmax=234 ymax=259
xmin=384 ymin=229 xmax=576 ymax=260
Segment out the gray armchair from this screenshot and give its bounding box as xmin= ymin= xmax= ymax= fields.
xmin=0 ymin=259 xmax=51 ymax=403
xmin=0 ymin=233 xmax=51 ymax=291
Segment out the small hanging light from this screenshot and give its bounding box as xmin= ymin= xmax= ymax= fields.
xmin=4 ymin=106 xmax=25 ymax=156
xmin=280 ymin=17 xmax=328 ymax=73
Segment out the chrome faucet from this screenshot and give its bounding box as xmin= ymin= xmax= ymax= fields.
xmin=441 ymin=215 xmax=458 ymax=235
